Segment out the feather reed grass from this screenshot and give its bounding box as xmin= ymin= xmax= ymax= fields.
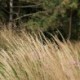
xmin=0 ymin=29 xmax=80 ymax=80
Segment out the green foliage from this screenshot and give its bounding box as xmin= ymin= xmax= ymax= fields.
xmin=0 ymin=0 xmax=80 ymax=40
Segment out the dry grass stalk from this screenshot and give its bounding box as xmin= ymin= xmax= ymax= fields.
xmin=0 ymin=29 xmax=80 ymax=80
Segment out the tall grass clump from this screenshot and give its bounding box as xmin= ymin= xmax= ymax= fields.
xmin=0 ymin=29 xmax=80 ymax=80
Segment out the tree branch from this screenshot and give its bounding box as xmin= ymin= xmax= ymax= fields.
xmin=13 ymin=10 xmax=49 ymax=21
xmin=13 ymin=4 xmax=41 ymax=8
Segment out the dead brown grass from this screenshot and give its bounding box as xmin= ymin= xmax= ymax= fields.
xmin=0 ymin=29 xmax=80 ymax=80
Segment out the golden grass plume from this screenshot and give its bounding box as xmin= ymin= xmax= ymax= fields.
xmin=0 ymin=29 xmax=80 ymax=80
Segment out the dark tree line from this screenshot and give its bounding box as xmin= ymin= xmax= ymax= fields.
xmin=0 ymin=0 xmax=80 ymax=40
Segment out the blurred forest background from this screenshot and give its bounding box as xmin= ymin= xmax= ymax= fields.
xmin=0 ymin=0 xmax=80 ymax=40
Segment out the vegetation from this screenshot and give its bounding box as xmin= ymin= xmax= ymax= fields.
xmin=0 ymin=29 xmax=80 ymax=80
xmin=0 ymin=0 xmax=80 ymax=40
xmin=0 ymin=0 xmax=80 ymax=79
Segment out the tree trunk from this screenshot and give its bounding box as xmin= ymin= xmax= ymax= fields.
xmin=68 ymin=9 xmax=72 ymax=40
xmin=9 ymin=0 xmax=13 ymax=28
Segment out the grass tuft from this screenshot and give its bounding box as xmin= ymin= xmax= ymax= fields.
xmin=0 ymin=29 xmax=80 ymax=80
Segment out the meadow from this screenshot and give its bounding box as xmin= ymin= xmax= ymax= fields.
xmin=0 ymin=29 xmax=80 ymax=80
